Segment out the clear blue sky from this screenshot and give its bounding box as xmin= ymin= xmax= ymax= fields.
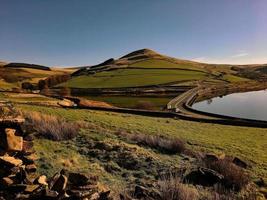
xmin=1 ymin=0 xmax=267 ymax=66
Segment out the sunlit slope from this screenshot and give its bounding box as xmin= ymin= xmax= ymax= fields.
xmin=0 ymin=63 xmax=73 ymax=89
xmin=60 ymin=68 xmax=207 ymax=88
xmin=59 ymin=49 xmax=249 ymax=89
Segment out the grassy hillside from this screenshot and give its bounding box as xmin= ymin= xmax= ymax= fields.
xmin=60 ymin=68 xmax=207 ymax=88
xmin=18 ymin=105 xmax=267 ymax=180
xmin=0 ymin=63 xmax=73 ymax=90
xmin=59 ymin=49 xmax=251 ymax=89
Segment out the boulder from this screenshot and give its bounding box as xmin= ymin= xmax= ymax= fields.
xmin=1 ymin=177 xmax=14 ymax=186
xmin=0 ymin=155 xmax=23 ymax=168
xmin=133 ymin=186 xmax=160 ymax=200
xmin=0 ymin=128 xmax=23 ymax=152
xmin=51 ymin=174 xmax=68 ymax=193
xmin=58 ymin=99 xmax=75 ymax=107
xmin=44 ymin=188 xmax=58 ymax=198
xmin=184 ymin=167 xmax=224 ymax=186
xmin=24 ymin=184 xmax=40 ymax=194
xmin=68 ymin=190 xmax=96 ymax=198
xmin=204 ymin=153 xmax=220 ymax=162
xmin=34 ymin=175 xmax=48 ymax=186
xmin=68 ymin=172 xmax=89 ymax=186
xmin=25 ymin=164 xmax=37 ymax=173
xmin=22 ymin=141 xmax=34 ymax=154
xmin=21 ymin=154 xmax=38 ymax=165
xmin=232 ymin=157 xmax=247 ymax=169
xmin=6 ymin=132 xmax=23 ymax=152
xmin=8 ymin=184 xmax=27 ymax=193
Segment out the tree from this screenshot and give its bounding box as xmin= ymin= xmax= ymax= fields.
xmin=59 ymin=87 xmax=71 ymax=97
xmin=22 ymin=82 xmax=34 ymax=90
xmin=41 ymin=85 xmax=52 ymax=96
xmin=38 ymin=80 xmax=47 ymax=90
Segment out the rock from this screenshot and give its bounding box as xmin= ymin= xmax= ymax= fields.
xmin=0 ymin=129 xmax=23 ymax=152
xmin=24 ymin=184 xmax=40 ymax=194
xmin=5 ymin=128 xmax=23 ymax=152
xmin=184 ymin=167 xmax=224 ymax=186
xmin=204 ymin=153 xmax=225 ymax=163
xmin=232 ymin=157 xmax=247 ymax=169
xmin=1 ymin=177 xmax=14 ymax=186
xmin=25 ymin=164 xmax=37 ymax=173
xmin=49 ymin=172 xmax=60 ymax=189
xmin=68 ymin=172 xmax=89 ymax=186
xmin=34 ymin=175 xmax=48 ymax=186
xmin=21 ymin=154 xmax=38 ymax=165
xmin=72 ymin=184 xmax=98 ymax=191
xmin=204 ymin=153 xmax=220 ymax=162
xmin=51 ymin=174 xmax=68 ymax=193
xmin=98 ymin=190 xmax=111 ymax=200
xmin=69 ymin=190 xmax=95 ymax=198
xmin=0 ymin=155 xmax=23 ymax=168
xmin=25 ymin=173 xmax=39 ymax=184
xmin=8 ymin=184 xmax=27 ymax=193
xmin=58 ymin=99 xmax=75 ymax=107
xmin=44 ymin=188 xmax=58 ymax=198
xmin=22 ymin=141 xmax=34 ymax=154
xmin=134 ymin=185 xmax=150 ymax=199
xmin=90 ymin=192 xmax=100 ymax=200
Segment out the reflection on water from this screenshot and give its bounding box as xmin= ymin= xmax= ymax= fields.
xmin=192 ymin=90 xmax=267 ymax=121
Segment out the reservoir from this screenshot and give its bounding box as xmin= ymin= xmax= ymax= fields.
xmin=192 ymin=90 xmax=267 ymax=121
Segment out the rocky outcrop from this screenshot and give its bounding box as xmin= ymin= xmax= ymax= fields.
xmin=184 ymin=167 xmax=224 ymax=186
xmin=0 ymin=104 xmax=114 ymax=199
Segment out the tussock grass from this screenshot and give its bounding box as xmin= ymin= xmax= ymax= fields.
xmin=117 ymin=131 xmax=186 ymax=154
xmin=158 ymin=175 xmax=199 ymax=200
xmin=24 ymin=111 xmax=85 ymax=141
xmin=206 ymin=159 xmax=249 ymax=191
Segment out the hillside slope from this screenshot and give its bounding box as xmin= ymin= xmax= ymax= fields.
xmin=0 ymin=62 xmax=72 ymax=90
xmin=59 ymin=49 xmax=250 ymax=89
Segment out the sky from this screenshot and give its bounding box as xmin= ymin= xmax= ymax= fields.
xmin=0 ymin=0 xmax=267 ymax=67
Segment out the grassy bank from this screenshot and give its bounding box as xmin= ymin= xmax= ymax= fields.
xmin=18 ymin=105 xmax=267 ymax=180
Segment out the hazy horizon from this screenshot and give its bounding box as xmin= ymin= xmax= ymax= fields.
xmin=1 ymin=0 xmax=267 ymax=66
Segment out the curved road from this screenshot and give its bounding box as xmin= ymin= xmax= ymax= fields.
xmin=167 ymin=87 xmax=222 ymax=120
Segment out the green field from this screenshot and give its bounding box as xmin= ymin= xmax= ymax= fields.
xmin=18 ymin=105 xmax=267 ymax=180
xmin=222 ymin=74 xmax=250 ymax=82
xmin=59 ymin=68 xmax=207 ymax=88
xmin=130 ymin=58 xmax=205 ymax=71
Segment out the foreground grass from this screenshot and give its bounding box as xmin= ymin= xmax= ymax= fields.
xmin=18 ymin=105 xmax=267 ymax=179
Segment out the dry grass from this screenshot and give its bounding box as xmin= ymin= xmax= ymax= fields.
xmin=206 ymin=159 xmax=249 ymax=191
xmin=23 ymin=111 xmax=85 ymax=141
xmin=0 ymin=104 xmax=21 ymax=119
xmin=158 ymin=175 xmax=199 ymax=200
xmin=117 ymin=131 xmax=186 ymax=154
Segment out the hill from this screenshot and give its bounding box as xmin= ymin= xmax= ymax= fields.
xmin=0 ymin=62 xmax=73 ymax=90
xmin=4 ymin=62 xmax=51 ymax=71
xmin=59 ymin=49 xmax=251 ymax=89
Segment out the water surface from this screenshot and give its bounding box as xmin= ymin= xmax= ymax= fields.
xmin=192 ymin=90 xmax=267 ymax=121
